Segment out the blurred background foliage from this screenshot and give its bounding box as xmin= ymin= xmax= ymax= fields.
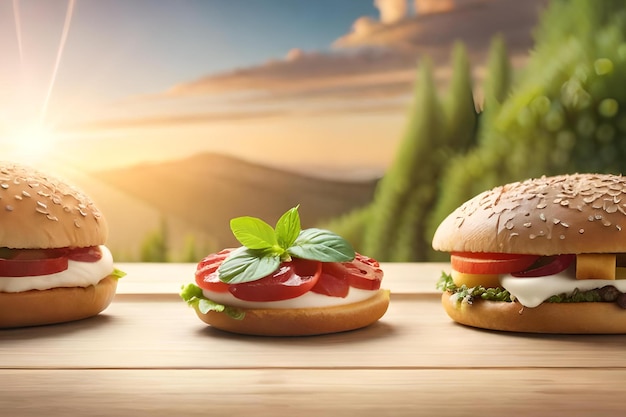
xmin=324 ymin=0 xmax=626 ymax=262
xmin=140 ymin=0 xmax=626 ymax=263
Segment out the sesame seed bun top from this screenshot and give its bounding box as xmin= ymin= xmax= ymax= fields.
xmin=432 ymin=173 xmax=626 ymax=255
xmin=0 ymin=161 xmax=108 ymax=249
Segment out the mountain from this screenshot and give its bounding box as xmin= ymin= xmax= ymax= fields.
xmin=94 ymin=153 xmax=379 ymax=255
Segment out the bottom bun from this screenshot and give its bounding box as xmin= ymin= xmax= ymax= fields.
xmin=0 ymin=276 xmax=118 ymax=328
xmin=442 ymin=292 xmax=626 ymax=334
xmin=194 ymin=289 xmax=390 ymax=336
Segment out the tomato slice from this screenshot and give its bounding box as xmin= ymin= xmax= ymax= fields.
xmin=0 ymin=246 xmax=103 ymax=277
xmin=65 ymin=246 xmax=103 ymax=262
xmin=0 ymin=249 xmax=68 ymax=277
xmin=511 ymin=254 xmax=575 ymax=277
xmin=195 ymin=248 xmax=234 ymax=293
xmin=312 ymin=253 xmax=383 ymax=295
xmin=310 ymin=264 xmax=351 ymax=297
xmin=451 ymin=252 xmax=540 ymax=275
xmin=228 ymin=258 xmax=322 ymax=301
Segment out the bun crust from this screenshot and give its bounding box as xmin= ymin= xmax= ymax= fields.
xmin=193 ymin=289 xmax=390 ymax=336
xmin=441 ymin=292 xmax=626 ymax=334
xmin=0 ymin=276 xmax=117 ymax=328
xmin=0 ymin=162 xmax=108 ymax=249
xmin=433 ymin=174 xmax=626 ymax=255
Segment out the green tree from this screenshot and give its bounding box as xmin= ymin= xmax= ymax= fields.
xmin=432 ymin=0 xmax=626 ymax=235
xmin=442 ymin=42 xmax=479 ymax=151
xmin=426 ymin=35 xmax=514 ymax=260
xmin=140 ymin=218 xmax=169 ymax=262
xmin=362 ymin=58 xmax=445 ymax=261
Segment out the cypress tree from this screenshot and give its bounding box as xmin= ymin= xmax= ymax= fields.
xmin=362 ymin=58 xmax=444 ymax=261
xmin=442 ymin=42 xmax=478 ymax=152
xmin=432 ymin=0 xmax=626 ymax=230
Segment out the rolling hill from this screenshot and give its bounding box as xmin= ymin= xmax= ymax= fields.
xmin=94 ymin=153 xmax=379 ymax=258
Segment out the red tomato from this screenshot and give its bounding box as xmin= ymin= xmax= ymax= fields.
xmin=312 ymin=253 xmax=383 ymax=294
xmin=0 ymin=246 xmax=104 ymax=277
xmin=310 ymin=264 xmax=351 ymax=297
xmin=451 ymin=252 xmax=540 ymax=275
xmin=0 ymin=248 xmax=68 ymax=277
xmin=65 ymin=246 xmax=102 ymax=262
xmin=228 ymin=258 xmax=322 ymax=301
xmin=195 ymin=248 xmax=234 ymax=293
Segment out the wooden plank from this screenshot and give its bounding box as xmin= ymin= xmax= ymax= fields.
xmin=3 ymin=295 xmax=626 ymax=370
xmin=0 ymin=368 xmax=623 ymax=417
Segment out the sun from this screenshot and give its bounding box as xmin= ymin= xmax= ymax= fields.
xmin=2 ymin=122 xmax=58 ymax=164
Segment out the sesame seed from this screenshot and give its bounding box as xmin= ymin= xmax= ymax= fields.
xmin=46 ymin=214 xmax=59 ymax=221
xmin=37 ymin=201 xmax=47 ymax=209
xmin=74 ymin=219 xmax=81 ymax=228
xmin=539 ymin=213 xmax=546 ymax=221
xmin=1 ymin=184 xmax=8 ymax=189
xmin=13 ymin=195 xmax=21 ymax=201
xmin=523 ymin=222 xmax=532 ymax=228
xmin=579 ymin=228 xmax=585 ymax=234
xmin=5 ymin=205 xmax=13 ymax=211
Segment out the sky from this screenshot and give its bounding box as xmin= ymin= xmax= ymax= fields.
xmin=0 ymin=0 xmax=547 ymax=179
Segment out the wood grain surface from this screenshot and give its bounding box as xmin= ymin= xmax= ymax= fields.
xmin=1 ymin=263 xmax=625 ymax=417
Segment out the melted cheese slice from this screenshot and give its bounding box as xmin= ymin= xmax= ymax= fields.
xmin=0 ymin=245 xmax=114 ymax=293
xmin=500 ymin=267 xmax=626 ymax=308
xmin=202 ymin=287 xmax=379 ymax=309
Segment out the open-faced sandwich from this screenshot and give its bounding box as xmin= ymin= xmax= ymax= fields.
xmin=181 ymin=206 xmax=389 ymax=336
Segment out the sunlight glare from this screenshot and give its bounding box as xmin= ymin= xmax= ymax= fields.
xmin=3 ymin=123 xmax=57 ymax=164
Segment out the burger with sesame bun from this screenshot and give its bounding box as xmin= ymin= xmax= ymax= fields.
xmin=433 ymin=173 xmax=626 ymax=334
xmin=0 ymin=162 xmax=124 ymax=328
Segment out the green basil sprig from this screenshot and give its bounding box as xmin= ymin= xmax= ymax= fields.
xmin=217 ymin=206 xmax=355 ymax=284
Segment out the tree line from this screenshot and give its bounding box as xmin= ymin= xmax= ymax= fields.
xmin=324 ymin=0 xmax=626 ymax=262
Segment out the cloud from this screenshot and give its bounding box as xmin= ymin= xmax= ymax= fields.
xmin=334 ymin=0 xmax=547 ymax=50
xmin=414 ymin=0 xmax=455 ymax=15
xmin=376 ymin=0 xmax=409 ymax=24
xmin=142 ymin=0 xmax=546 ymax=123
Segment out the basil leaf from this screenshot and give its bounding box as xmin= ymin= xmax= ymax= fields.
xmin=218 ymin=247 xmax=281 ymax=283
xmin=275 ymin=206 xmax=301 ymax=249
xmin=289 ymin=228 xmax=355 ymax=262
xmin=230 ymin=216 xmax=278 ymax=250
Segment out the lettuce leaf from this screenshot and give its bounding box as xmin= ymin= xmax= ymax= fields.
xmin=436 ymin=272 xmax=513 ymax=304
xmin=437 ymin=271 xmax=606 ymax=305
xmin=111 ymin=268 xmax=127 ymax=279
xmin=180 ymin=283 xmax=245 ymax=320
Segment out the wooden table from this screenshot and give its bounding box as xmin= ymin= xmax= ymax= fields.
xmin=2 ymin=262 xmax=626 ymax=417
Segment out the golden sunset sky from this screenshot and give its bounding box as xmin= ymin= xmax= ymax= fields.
xmin=0 ymin=0 xmax=546 ymax=179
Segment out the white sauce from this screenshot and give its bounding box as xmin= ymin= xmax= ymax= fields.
xmin=0 ymin=245 xmax=114 ymax=293
xmin=202 ymin=287 xmax=378 ymax=309
xmin=500 ymin=267 xmax=626 ymax=308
